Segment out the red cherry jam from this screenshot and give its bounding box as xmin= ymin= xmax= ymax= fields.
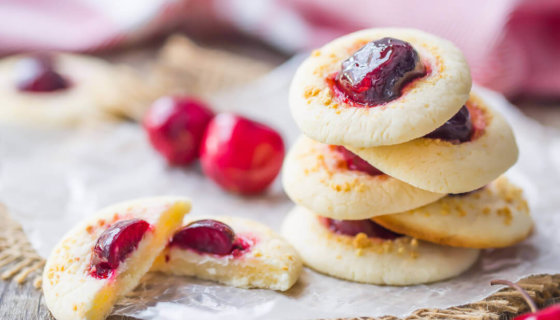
xmin=425 ymin=105 xmax=473 ymax=143
xmin=90 ymin=219 xmax=150 ymax=279
xmin=335 ymin=37 xmax=426 ymax=106
xmin=322 ymin=217 xmax=401 ymax=240
xmin=334 ymin=146 xmax=383 ymax=176
xmin=16 ymin=54 xmax=70 ymax=93
xmin=170 ymin=219 xmax=249 ymax=256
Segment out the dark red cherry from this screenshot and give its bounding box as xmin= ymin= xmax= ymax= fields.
xmin=325 ymin=218 xmax=400 ymax=240
xmin=90 ymin=219 xmax=150 ymax=279
xmin=200 ymin=113 xmax=285 ymax=195
xmin=335 ymin=37 xmax=425 ymax=106
xmin=425 ymin=105 xmax=473 ymax=143
xmin=170 ymin=219 xmax=236 ymax=255
xmin=491 ymin=279 xmax=560 ymax=320
xmin=143 ymin=96 xmax=215 ymax=165
xmin=335 ymin=146 xmax=383 ymax=176
xmin=16 ymin=54 xmax=70 ymax=92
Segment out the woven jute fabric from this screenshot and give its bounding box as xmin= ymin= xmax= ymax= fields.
xmin=1 ymin=203 xmax=558 ymax=319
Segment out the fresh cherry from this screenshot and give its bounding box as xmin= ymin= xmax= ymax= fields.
xmin=325 ymin=218 xmax=400 ymax=240
xmin=424 ymin=105 xmax=473 ymax=143
xmin=170 ymin=219 xmax=236 ymax=255
xmin=200 ymin=113 xmax=285 ymax=195
xmin=143 ymin=96 xmax=214 ymax=165
xmin=16 ymin=54 xmax=70 ymax=92
xmin=335 ymin=37 xmax=425 ymax=106
xmin=335 ymin=146 xmax=383 ymax=176
xmin=90 ymin=219 xmax=150 ymax=279
xmin=491 ymin=279 xmax=560 ymax=320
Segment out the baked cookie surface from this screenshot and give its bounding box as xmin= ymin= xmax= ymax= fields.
xmin=42 ymin=196 xmax=191 ymax=320
xmin=281 ymin=206 xmax=479 ymax=285
xmin=348 ymin=92 xmax=518 ymax=193
xmin=283 ymin=136 xmax=445 ymax=219
xmin=373 ymin=177 xmax=532 ymax=248
xmin=152 ymin=216 xmax=302 ymax=291
xmin=289 ymin=28 xmax=471 ymax=148
xmin=0 ymin=53 xmax=132 ymax=127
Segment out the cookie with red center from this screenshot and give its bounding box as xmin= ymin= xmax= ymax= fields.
xmin=290 ymin=28 xmax=471 ymax=148
xmin=42 ymin=197 xmax=191 ymax=320
xmin=373 ymin=177 xmax=533 ymax=248
xmin=0 ymin=53 xmax=140 ymax=127
xmin=347 ymin=91 xmax=518 ymax=193
xmin=151 ymin=216 xmax=302 ymax=291
xmin=282 ymin=206 xmax=479 ymax=285
xmin=282 ymin=136 xmax=445 ymax=220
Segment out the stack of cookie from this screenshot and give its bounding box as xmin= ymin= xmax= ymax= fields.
xmin=281 ymin=28 xmax=532 ymax=285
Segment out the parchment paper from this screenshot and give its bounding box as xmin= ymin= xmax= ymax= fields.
xmin=1 ymin=57 xmax=559 ymax=320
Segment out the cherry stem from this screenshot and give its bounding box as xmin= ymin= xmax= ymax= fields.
xmin=490 ymin=279 xmax=538 ymax=313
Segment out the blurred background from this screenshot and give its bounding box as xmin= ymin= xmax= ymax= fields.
xmin=2 ymin=0 xmax=560 ymax=126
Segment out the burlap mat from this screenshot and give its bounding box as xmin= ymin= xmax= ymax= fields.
xmin=1 ymin=36 xmax=559 ymax=319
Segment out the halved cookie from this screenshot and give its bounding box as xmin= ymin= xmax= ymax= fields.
xmin=0 ymin=53 xmax=134 ymax=127
xmin=152 ymin=216 xmax=302 ymax=291
xmin=43 ymin=196 xmax=191 ymax=320
xmin=373 ymin=177 xmax=532 ymax=248
xmin=348 ymin=92 xmax=518 ymax=193
xmin=282 ymin=206 xmax=479 ymax=285
xmin=290 ymin=28 xmax=471 ymax=148
xmin=283 ymin=136 xmax=445 ymax=219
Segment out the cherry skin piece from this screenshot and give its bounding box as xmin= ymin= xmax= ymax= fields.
xmin=16 ymin=54 xmax=70 ymax=92
xmin=424 ymin=105 xmax=473 ymax=143
xmin=90 ymin=219 xmax=150 ymax=279
xmin=335 ymin=37 xmax=425 ymax=106
xmin=325 ymin=218 xmax=401 ymax=240
xmin=170 ymin=219 xmax=236 ymax=255
xmin=515 ymin=305 xmax=560 ymax=320
xmin=335 ymin=146 xmax=383 ymax=176
xmin=143 ymin=96 xmax=214 ymax=165
xmin=200 ymin=113 xmax=285 ymax=195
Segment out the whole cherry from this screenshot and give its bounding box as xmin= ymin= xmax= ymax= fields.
xmin=491 ymin=279 xmax=560 ymax=320
xmin=90 ymin=219 xmax=150 ymax=279
xmin=200 ymin=113 xmax=285 ymax=195
xmin=16 ymin=54 xmax=70 ymax=92
xmin=170 ymin=219 xmax=236 ymax=255
xmin=143 ymin=96 xmax=214 ymax=165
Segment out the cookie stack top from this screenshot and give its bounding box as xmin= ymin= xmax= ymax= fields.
xmin=288 ymin=28 xmax=518 ymax=194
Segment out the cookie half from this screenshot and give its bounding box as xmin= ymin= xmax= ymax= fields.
xmin=43 ymin=196 xmax=191 ymax=320
xmin=282 ymin=206 xmax=479 ymax=285
xmin=152 ymin=216 xmax=302 ymax=291
xmin=373 ymin=177 xmax=532 ymax=248
xmin=348 ymin=92 xmax=518 ymax=193
xmin=290 ymin=28 xmax=471 ymax=148
xmin=283 ymin=136 xmax=445 ymax=219
xmin=0 ymin=53 xmax=132 ymax=127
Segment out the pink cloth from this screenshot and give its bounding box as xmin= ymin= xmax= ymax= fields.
xmin=1 ymin=0 xmax=559 ymax=97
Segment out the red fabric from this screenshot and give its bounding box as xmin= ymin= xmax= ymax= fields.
xmin=0 ymin=0 xmax=559 ymax=96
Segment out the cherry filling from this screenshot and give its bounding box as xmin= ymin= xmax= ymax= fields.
xmin=170 ymin=219 xmax=249 ymax=256
xmin=16 ymin=54 xmax=70 ymax=92
xmin=90 ymin=219 xmax=150 ymax=279
xmin=424 ymin=105 xmax=473 ymax=143
xmin=322 ymin=217 xmax=401 ymax=240
xmin=334 ymin=146 xmax=383 ymax=176
xmin=335 ymin=37 xmax=426 ymax=106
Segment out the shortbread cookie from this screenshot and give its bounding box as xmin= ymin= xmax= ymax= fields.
xmin=282 ymin=206 xmax=479 ymax=285
xmin=43 ymin=197 xmax=191 ymax=320
xmin=373 ymin=177 xmax=532 ymax=248
xmin=348 ymin=92 xmax=518 ymax=193
xmin=152 ymin=216 xmax=302 ymax=291
xmin=283 ymin=136 xmax=445 ymax=219
xmin=0 ymin=53 xmax=132 ymax=127
xmin=290 ymin=28 xmax=471 ymax=147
